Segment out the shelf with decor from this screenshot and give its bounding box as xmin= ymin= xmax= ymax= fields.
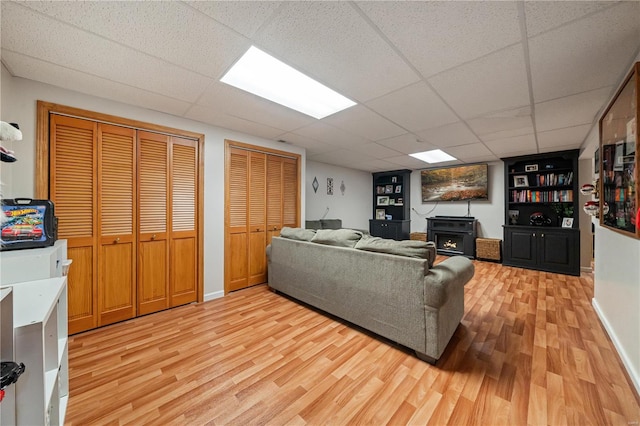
xmin=370 ymin=169 xmax=411 ymax=240
xmin=502 ymin=149 xmax=580 ymax=275
xmin=598 ymin=61 xmax=638 ymax=238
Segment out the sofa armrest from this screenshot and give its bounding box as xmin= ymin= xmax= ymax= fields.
xmin=423 ymin=256 xmax=474 ymax=308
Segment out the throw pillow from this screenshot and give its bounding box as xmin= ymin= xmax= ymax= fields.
xmin=355 ymin=236 xmax=436 ymax=267
xmin=305 ymin=220 xmax=322 ymax=230
xmin=280 ymin=227 xmax=316 ymax=242
xmin=311 ymin=229 xmax=363 ymax=248
xmin=320 ymin=219 xmax=342 ymax=229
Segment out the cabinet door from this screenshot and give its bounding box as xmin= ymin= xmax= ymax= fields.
xmin=50 ymin=115 xmax=98 ymax=334
xmin=138 ymin=131 xmax=170 ymax=315
xmin=227 ymin=148 xmax=249 ymax=291
xmin=537 ymin=230 xmax=578 ymax=275
xmin=503 ymin=228 xmax=537 ymax=268
xmin=98 ymin=124 xmax=136 ymax=326
xmin=170 ymin=137 xmax=198 ymax=307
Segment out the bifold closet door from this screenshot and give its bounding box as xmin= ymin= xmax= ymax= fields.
xmin=50 ymin=115 xmax=98 ymax=334
xmin=248 ymin=152 xmax=267 ymax=286
xmin=50 ymin=118 xmax=137 ymax=332
xmin=170 ymin=136 xmax=198 ymax=307
xmin=137 ymin=131 xmax=170 ymax=315
xmin=97 ymin=123 xmax=136 ymax=326
xmin=227 ymin=147 xmax=250 ymax=291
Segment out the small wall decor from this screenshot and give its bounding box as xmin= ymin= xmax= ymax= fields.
xmin=327 ymin=177 xmax=333 ymax=195
xmin=340 ymin=180 xmax=346 ymax=195
xmin=524 ymin=164 xmax=538 ymax=172
xmin=513 ymin=175 xmax=529 ymax=187
xmin=312 ymin=177 xmax=319 ymax=193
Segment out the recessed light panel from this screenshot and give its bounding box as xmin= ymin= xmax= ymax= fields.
xmin=221 ymin=46 xmax=356 ymax=119
xmin=409 ymin=149 xmax=457 ymax=163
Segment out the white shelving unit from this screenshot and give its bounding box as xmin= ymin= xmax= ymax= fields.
xmin=11 ymin=277 xmax=68 ymax=426
xmin=0 ymin=240 xmax=69 ymax=425
xmin=1 ymin=287 xmax=16 ymax=425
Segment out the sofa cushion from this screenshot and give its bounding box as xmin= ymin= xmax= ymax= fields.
xmin=355 ymin=236 xmax=436 ymax=267
xmin=305 ymin=220 xmax=322 ymax=230
xmin=320 ymin=219 xmax=342 ymax=229
xmin=311 ymin=229 xmax=363 ymax=248
xmin=280 ymin=227 xmax=317 ymax=242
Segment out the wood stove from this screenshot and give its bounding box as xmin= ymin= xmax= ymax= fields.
xmin=427 ymin=216 xmax=478 ymax=259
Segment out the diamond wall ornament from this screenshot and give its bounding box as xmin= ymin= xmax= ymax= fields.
xmin=312 ymin=177 xmax=319 ymax=193
xmin=340 ymin=180 xmax=346 ymax=195
xmin=327 ymin=178 xmax=333 ymax=195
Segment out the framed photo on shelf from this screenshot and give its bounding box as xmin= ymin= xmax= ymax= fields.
xmin=524 ymin=164 xmax=538 ymax=172
xmin=514 ymin=175 xmax=529 ymax=187
xmin=376 ymin=209 xmax=386 ymax=220
xmin=377 ymin=196 xmax=390 ymax=206
xmin=395 ymin=185 xmax=402 ymax=193
xmin=389 ymin=199 xmax=395 ymax=205
xmin=562 ymin=217 xmax=574 ymax=228
xmin=391 ymin=177 xmax=397 ymax=183
xmin=385 ymin=185 xmax=393 ymax=194
xmin=376 ymin=186 xmax=385 ymax=194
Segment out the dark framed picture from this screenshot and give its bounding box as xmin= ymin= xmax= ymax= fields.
xmin=514 ymin=175 xmax=529 ymax=187
xmin=395 ymin=185 xmax=402 ymax=193
xmin=377 ymin=196 xmax=390 ymax=206
xmin=525 ymin=164 xmax=538 ymax=172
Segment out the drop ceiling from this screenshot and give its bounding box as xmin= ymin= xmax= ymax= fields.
xmin=1 ymin=1 xmax=639 ymax=172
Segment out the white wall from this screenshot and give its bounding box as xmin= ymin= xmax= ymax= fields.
xmin=0 ymin=66 xmax=306 ymax=300
xmin=305 ymin=161 xmax=371 ymax=230
xmin=590 ymin=52 xmax=640 ymax=396
xmin=409 ymin=161 xmax=505 ymax=239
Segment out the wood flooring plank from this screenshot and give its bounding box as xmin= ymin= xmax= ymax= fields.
xmin=64 ymin=261 xmax=640 ymax=426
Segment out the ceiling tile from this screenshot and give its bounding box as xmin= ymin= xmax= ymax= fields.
xmin=445 ymin=144 xmax=496 ymax=162
xmin=467 ymin=106 xmax=534 ymax=142
xmin=15 ymin=1 xmax=249 ymax=79
xmin=376 ymin=134 xmax=437 ymax=155
xmin=524 ymin=1 xmax=614 ymax=37
xmin=484 ymin=134 xmax=538 ymax=157
xmin=1 ymin=2 xmax=214 ymax=102
xmin=349 ymin=159 xmax=403 ymax=173
xmin=292 ymin=122 xmax=371 ymax=148
xmin=535 ymin=87 xmax=612 ymax=132
xmin=198 ymin=82 xmax=315 ymax=131
xmin=529 ymin=2 xmax=640 ymax=102
xmin=274 ymin=132 xmax=339 ymax=156
xmin=537 ymin=124 xmax=592 ymax=149
xmin=185 ymin=105 xmax=286 ymax=139
xmin=321 ymin=105 xmax=405 ymax=141
xmin=185 ymin=1 xmax=282 ymax=39
xmin=428 ymin=44 xmax=530 ymax=119
xmin=366 ymin=82 xmax=459 ymax=133
xmin=346 ymin=142 xmax=405 ymax=160
xmin=416 ymin=122 xmax=480 ymax=148
xmin=255 ymin=1 xmax=420 ymax=102
xmin=1 ymin=50 xmax=191 ymax=117
xmin=386 ymin=155 xmax=439 ymax=170
xmin=357 ymin=1 xmax=522 ymax=77
xmin=308 ymin=149 xmax=376 ymax=168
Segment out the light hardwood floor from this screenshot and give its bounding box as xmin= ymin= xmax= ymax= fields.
xmin=66 ymin=259 xmax=640 ymax=425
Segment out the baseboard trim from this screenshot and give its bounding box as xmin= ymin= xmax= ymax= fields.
xmin=204 ymin=290 xmax=224 ymax=302
xmin=592 ymin=297 xmax=640 ymax=398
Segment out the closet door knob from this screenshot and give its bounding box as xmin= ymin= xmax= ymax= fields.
xmin=114 ymin=237 xmax=120 ymax=243
xmin=151 ymin=234 xmax=156 ymax=240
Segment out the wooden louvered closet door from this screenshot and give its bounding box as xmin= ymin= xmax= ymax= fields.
xmin=98 ymin=124 xmax=136 ymax=326
xmin=50 ymin=115 xmax=98 ymax=334
xmin=226 ymin=144 xmax=299 ymax=293
xmin=170 ymin=137 xmax=198 ymax=307
xmin=137 ymin=131 xmax=170 ymax=315
xmin=227 ymin=148 xmax=249 ymax=291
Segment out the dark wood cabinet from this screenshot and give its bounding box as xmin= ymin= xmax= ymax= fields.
xmin=503 ymin=226 xmax=579 ymax=275
xmin=370 ymin=170 xmax=411 ymax=240
xmin=502 ymin=150 xmax=580 ymax=276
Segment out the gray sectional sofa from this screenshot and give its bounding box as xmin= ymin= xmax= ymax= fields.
xmin=266 ymin=228 xmax=475 ymax=363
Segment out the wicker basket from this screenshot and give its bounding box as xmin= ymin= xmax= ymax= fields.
xmin=476 ymin=238 xmax=501 ymax=262
xmin=410 ymin=232 xmax=427 ymax=241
